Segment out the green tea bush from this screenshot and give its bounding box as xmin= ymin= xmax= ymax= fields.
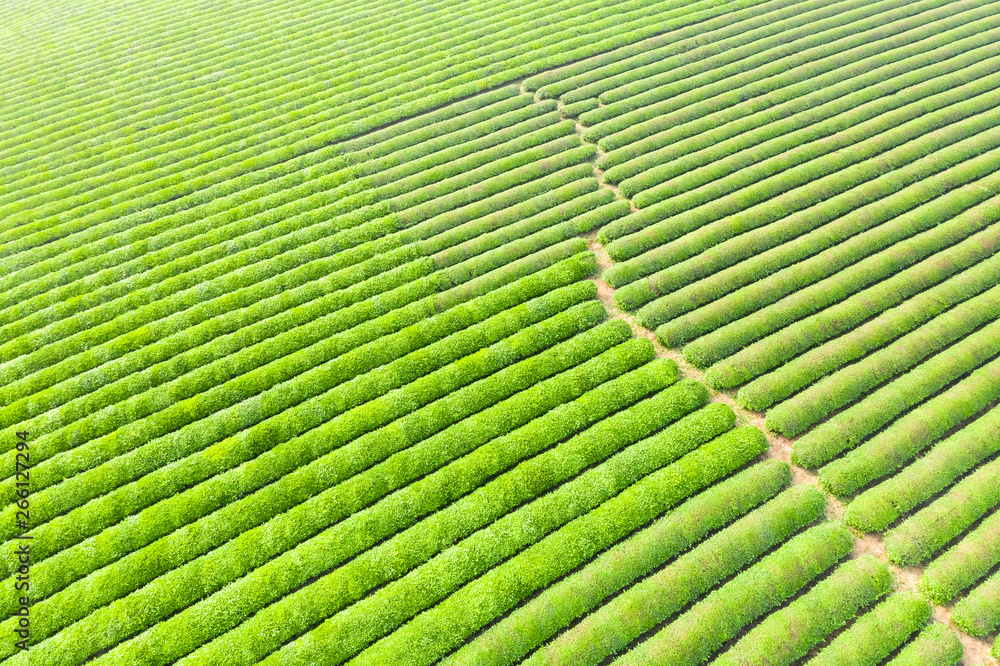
xmin=610 ymin=521 xmax=854 ymax=666
xmin=886 ymin=624 xmax=963 ymax=666
xmin=575 ymin=0 xmax=855 ymax=111
xmin=0 ymin=309 xmax=623 ymax=628
xmin=443 ymin=458 xmax=790 ymax=666
xmin=342 ymin=86 xmax=528 ymax=157
xmin=0 ymin=258 xmax=597 ymax=539
xmin=817 ymin=352 xmax=1000 ymax=495
xmin=2 ymin=250 xmax=430 ymax=436
xmin=638 ymin=148 xmax=1000 ymax=332
xmin=401 ymin=163 xmax=597 ymax=242
xmin=395 ymin=145 xmax=597 ymax=228
xmin=806 ymin=592 xmax=931 ymax=666
xmin=952 ymin=570 xmax=1000 ymax=637
xmin=884 ymin=457 xmax=1000 ymax=565
xmin=920 ymin=508 xmax=1000 ymax=604
xmin=697 ymin=223 xmax=1000 ymax=382
xmin=658 ymin=177 xmax=1000 ymax=350
xmin=559 ymin=97 xmax=600 ymax=118
xmin=589 ymin=1 xmax=991 ymax=152
xmin=420 ymin=180 xmax=603 ymax=261
xmin=2 ymin=0 xmax=693 ymax=254
xmin=24 ymin=348 xmax=673 ymax=666
xmin=712 ymin=556 xmax=891 ymax=666
xmin=2 ymin=207 xmax=405 ymax=383
xmin=608 ymin=116 xmax=1000 ymax=301
xmin=0 ymin=91 xmax=553 ymax=323
xmin=1 ymin=169 xmax=371 ymax=335
xmin=380 ymin=124 xmax=576 ymax=204
xmin=526 ymin=483 xmax=824 ymax=666
xmin=772 ymin=296 xmax=1000 ymax=440
xmin=252 ymin=425 xmax=769 ymax=666
xmin=328 ymin=406 xmax=757 ymax=666
xmin=86 ymin=366 xmax=716 ymax=666
xmin=525 ymin=0 xmax=789 ymax=99
xmin=738 ymin=249 xmax=1000 ymax=408
xmin=845 ymin=406 xmax=1000 ymax=532
xmin=600 ymin=42 xmax=1000 ymax=186
xmin=0 ymin=330 xmax=663 ymax=654
xmin=623 ymin=78 xmax=1000 ymax=209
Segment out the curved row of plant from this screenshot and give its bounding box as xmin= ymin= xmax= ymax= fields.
xmin=0 ymin=310 xmax=632 ymax=629
xmin=26 ymin=367 xmax=753 ymax=665
xmin=0 ymin=255 xmax=601 ymax=567
xmin=638 ymin=138 xmax=1000 ymax=337
xmin=2 ymin=0 xmax=748 ymax=253
xmin=442 ymin=458 xmax=793 ymax=666
xmin=4 ymin=347 xmax=677 ymax=665
xmin=607 ymin=102 xmax=1000 ymax=305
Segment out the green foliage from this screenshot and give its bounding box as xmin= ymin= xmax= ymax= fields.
xmin=610 ymin=521 xmax=854 ymax=666
xmin=420 ymin=180 xmax=603 ymax=261
xmin=845 ymin=406 xmax=1000 ymax=532
xmin=443 ymin=458 xmax=790 ymax=666
xmin=2 ymin=259 xmax=594 ymax=504
xmin=333 ymin=412 xmax=765 ymax=666
xmin=576 ymin=0 xmax=843 ymax=111
xmin=100 ymin=365 xmax=716 ymax=666
xmin=527 ymin=482 xmax=824 ymax=666
xmin=441 ymin=238 xmax=590 ymax=294
xmin=433 ymin=247 xmax=597 ymax=313
xmin=393 ymin=139 xmax=595 ymax=228
xmin=2 ymin=143 xmax=359 ymax=282
xmin=712 ymin=556 xmax=892 ymax=666
xmin=806 ymin=592 xmax=931 ymax=666
xmin=817 ymin=352 xmax=1000 ymax=496
xmin=25 ymin=346 xmax=672 ymax=666
xmin=0 ymin=169 xmax=382 ymax=346
xmin=952 ymin=570 xmax=1000 ymax=636
xmin=600 ymin=35 xmax=1000 ymax=186
xmin=774 ymin=296 xmax=1000 ymax=441
xmin=886 ymin=624 xmax=963 ymax=666
xmin=0 ymin=259 xmax=598 ymax=550
xmin=361 ymin=100 xmax=561 ymax=184
xmin=623 ymin=72 xmax=1000 ymax=210
xmin=658 ymin=157 xmax=1000 ymax=350
xmin=430 ymin=193 xmax=625 ymax=279
xmin=884 ymin=457 xmax=1000 ymax=566
xmin=607 ymin=112 xmax=1000 ymax=304
xmin=524 ymin=0 xmax=780 ymax=99
xmin=559 ymin=97 xmax=600 ymax=118
xmin=384 ymin=126 xmax=578 ymax=209
xmin=401 ymin=163 xmax=597 ymax=242
xmin=0 ymin=309 xmax=622 ymax=635
xmin=2 ymin=0 xmax=723 ymax=271
xmin=14 ymin=1 xmax=1000 ymax=662
xmin=589 ymin=0 xmax=990 ymax=153
xmin=920 ymin=508 xmax=1000 ymax=604
xmin=377 ymin=119 xmax=573 ymax=198
xmin=1 ymin=95 xmax=564 ymax=344
xmin=342 ymin=87 xmax=529 ymax=157
xmin=6 ymin=20 xmax=541 ymax=222
xmin=1 ymin=208 xmax=406 ymax=391
xmin=2 ymin=249 xmax=430 ymax=441
xmin=697 ymin=224 xmax=1000 ymax=383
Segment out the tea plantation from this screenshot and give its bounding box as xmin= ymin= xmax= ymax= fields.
xmin=1 ymin=0 xmax=997 ymax=663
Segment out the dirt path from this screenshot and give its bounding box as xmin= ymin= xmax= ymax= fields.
xmin=564 ymin=97 xmax=997 ymax=664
